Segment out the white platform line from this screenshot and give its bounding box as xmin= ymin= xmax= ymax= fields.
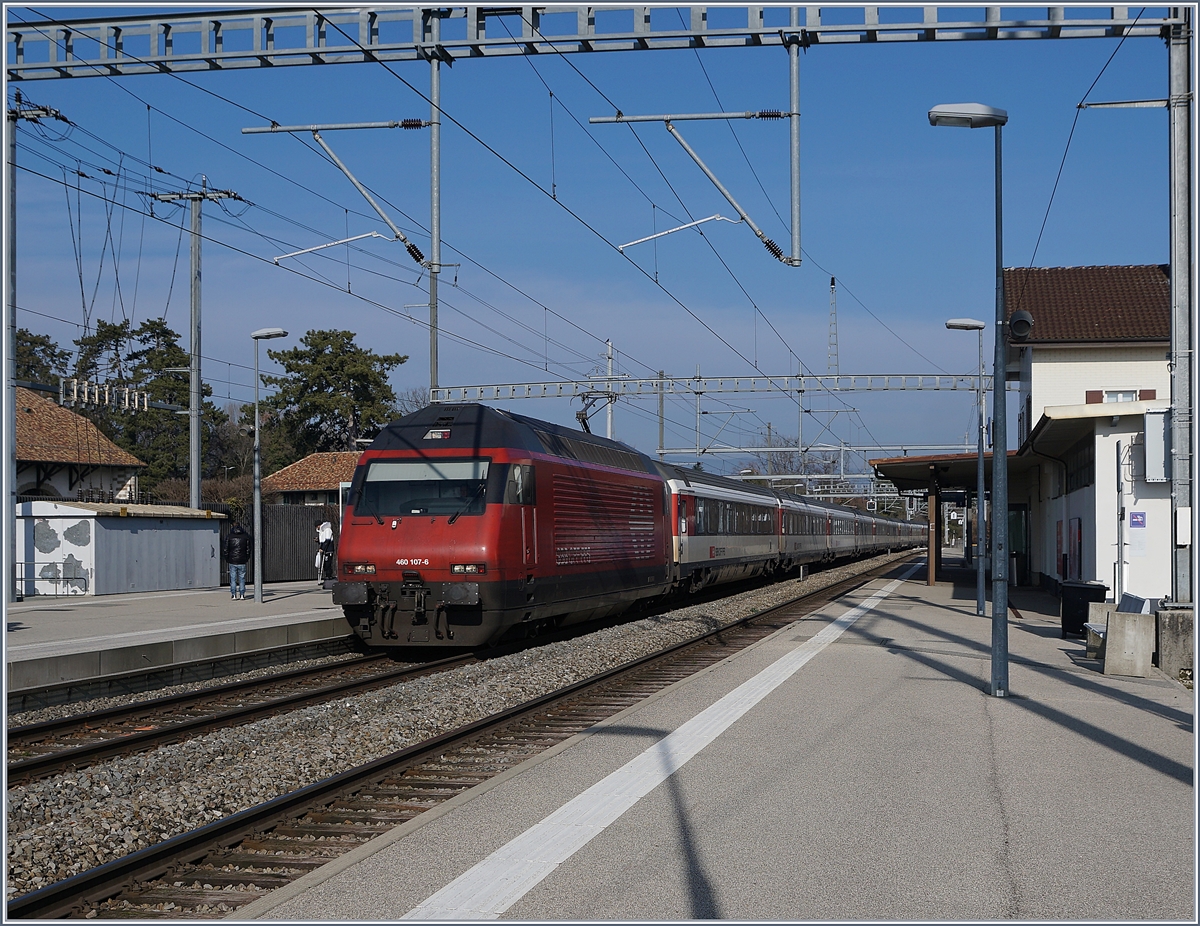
xmin=403 ymin=562 xmax=921 ymax=921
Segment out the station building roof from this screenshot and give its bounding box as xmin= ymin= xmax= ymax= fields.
xmin=262 ymin=451 xmax=361 ymax=494
xmin=869 ymin=450 xmax=1032 ymax=494
xmin=15 ymin=387 xmax=144 ymax=469
xmin=1003 ymin=264 xmax=1169 ymax=343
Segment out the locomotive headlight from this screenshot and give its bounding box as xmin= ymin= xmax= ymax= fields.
xmin=451 ymin=563 xmax=487 ymax=575
xmin=345 ymin=563 xmax=376 ymax=575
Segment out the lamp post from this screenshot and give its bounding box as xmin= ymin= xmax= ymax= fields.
xmin=930 ymin=102 xmax=1009 ymax=698
xmin=251 ymin=327 xmax=287 ymax=604
xmin=947 ymin=318 xmax=988 ymax=618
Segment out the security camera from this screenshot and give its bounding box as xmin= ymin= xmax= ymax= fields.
xmin=1008 ymin=309 xmax=1034 ymax=341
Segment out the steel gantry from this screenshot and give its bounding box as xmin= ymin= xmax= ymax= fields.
xmin=4 ymin=7 xmax=1180 ymax=78
xmin=2 ymin=6 xmax=1193 ymax=607
xmin=431 ymin=372 xmax=1008 ymax=403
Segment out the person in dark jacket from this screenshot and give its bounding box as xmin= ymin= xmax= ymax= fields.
xmin=224 ymin=523 xmax=252 ymax=600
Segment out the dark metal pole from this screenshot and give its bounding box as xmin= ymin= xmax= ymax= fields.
xmin=1168 ymin=9 xmax=1193 ymax=603
xmin=991 ymin=123 xmax=1009 ymax=697
xmin=6 ymin=97 xmax=18 ymax=603
xmin=977 ymin=328 xmax=986 ymax=616
xmin=189 ymin=185 xmax=202 ymax=510
xmin=789 ymin=5 xmax=801 ymax=266
xmin=429 ymin=10 xmax=441 ymax=395
xmin=253 ymin=340 xmax=262 ymax=604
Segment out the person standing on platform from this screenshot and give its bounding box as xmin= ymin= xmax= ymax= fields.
xmin=315 ymin=519 xmax=334 ymax=585
xmin=225 ymin=523 xmax=252 ymax=600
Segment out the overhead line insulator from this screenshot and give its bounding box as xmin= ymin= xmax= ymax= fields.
xmin=401 ymin=119 xmax=426 ymax=130
xmin=756 ymin=110 xmax=786 ymax=120
xmin=762 ymin=238 xmax=785 ymax=261
xmin=406 ymin=242 xmax=427 ymax=265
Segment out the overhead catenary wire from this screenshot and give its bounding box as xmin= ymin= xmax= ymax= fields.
xmin=16 ymin=160 xmax=632 ymax=384
xmin=8 ymin=11 xmax=671 ymax=388
xmin=1009 ymin=6 xmax=1147 ymax=316
xmin=18 ymin=132 xmax=604 ymax=380
xmin=495 ymin=12 xmax=887 ymax=450
xmin=317 ymin=18 xmax=813 ymax=422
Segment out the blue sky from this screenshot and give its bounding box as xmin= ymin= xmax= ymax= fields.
xmin=7 ymin=4 xmax=1173 ymax=474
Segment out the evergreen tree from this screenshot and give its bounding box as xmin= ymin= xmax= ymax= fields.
xmin=71 ymin=318 xmax=227 ymax=489
xmin=15 ymin=328 xmax=71 ymax=384
xmin=263 ymin=329 xmax=406 ymax=456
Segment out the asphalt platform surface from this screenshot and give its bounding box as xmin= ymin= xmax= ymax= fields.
xmin=239 ymin=556 xmax=1194 ymax=922
xmin=4 ymin=582 xmax=344 ymax=692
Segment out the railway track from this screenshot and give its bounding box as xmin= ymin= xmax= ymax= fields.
xmin=6 ymin=558 xmax=861 ymax=786
xmin=7 ymin=554 xmax=916 ymax=920
xmin=6 ymin=654 xmax=475 ymax=786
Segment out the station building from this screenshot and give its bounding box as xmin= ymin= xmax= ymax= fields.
xmin=874 ymin=264 xmax=1177 ymax=605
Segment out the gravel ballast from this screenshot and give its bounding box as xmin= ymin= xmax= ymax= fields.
xmin=5 ymin=552 xmax=914 ymax=899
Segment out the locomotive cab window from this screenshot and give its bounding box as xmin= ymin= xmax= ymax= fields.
xmin=357 ymin=460 xmax=491 ymax=517
xmin=505 ymin=464 xmax=536 ymax=505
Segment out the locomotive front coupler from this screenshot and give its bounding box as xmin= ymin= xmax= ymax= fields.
xmin=400 ymin=570 xmax=431 ymax=627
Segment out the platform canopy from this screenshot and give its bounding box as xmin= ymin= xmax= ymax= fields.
xmin=868 ymin=450 xmax=1035 ymax=495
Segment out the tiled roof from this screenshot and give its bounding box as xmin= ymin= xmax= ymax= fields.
xmin=1003 ymin=264 xmax=1169 ymax=342
xmin=16 ymin=387 xmax=144 ymax=468
xmin=262 ymin=451 xmax=361 ymax=494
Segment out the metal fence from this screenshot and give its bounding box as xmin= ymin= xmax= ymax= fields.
xmin=216 ymin=503 xmax=342 ymax=586
xmin=13 ymin=560 xmax=90 ymax=597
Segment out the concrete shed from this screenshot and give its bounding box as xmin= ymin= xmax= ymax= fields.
xmin=16 ymin=501 xmax=225 ymax=597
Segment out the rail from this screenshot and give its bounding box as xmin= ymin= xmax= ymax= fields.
xmin=7 ymin=554 xmax=917 ymax=918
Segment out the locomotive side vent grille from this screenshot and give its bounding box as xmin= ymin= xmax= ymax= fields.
xmin=552 ymin=475 xmax=656 ymax=566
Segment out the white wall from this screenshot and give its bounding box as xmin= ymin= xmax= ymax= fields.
xmin=1025 ymin=416 xmax=1172 ymax=600
xmin=16 ymin=505 xmax=96 ymax=596
xmin=1029 ymin=344 xmax=1169 ymax=421
xmin=1092 ymin=422 xmax=1173 ymax=601
xmin=16 ymin=502 xmax=221 ymax=596
xmin=16 ymin=465 xmax=139 ymax=500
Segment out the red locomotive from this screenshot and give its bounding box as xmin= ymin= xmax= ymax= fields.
xmin=332 ymin=404 xmax=923 ymax=648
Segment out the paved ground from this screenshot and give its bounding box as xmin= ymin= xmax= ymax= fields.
xmin=5 ymin=581 xmax=340 ymax=661
xmin=244 ymin=557 xmax=1195 ymax=922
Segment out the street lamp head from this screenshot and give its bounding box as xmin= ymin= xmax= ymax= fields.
xmin=928 ymin=103 xmax=1008 ymax=129
xmin=251 ymin=327 xmax=288 ymax=340
xmin=946 ymin=318 xmax=987 ymax=331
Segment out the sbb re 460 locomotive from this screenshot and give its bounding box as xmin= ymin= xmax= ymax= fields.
xmin=332 ymin=405 xmax=923 ymax=648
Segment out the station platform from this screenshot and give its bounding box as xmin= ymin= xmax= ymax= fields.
xmin=5 ymin=581 xmax=349 ymax=692
xmin=243 ymin=557 xmax=1194 ymax=922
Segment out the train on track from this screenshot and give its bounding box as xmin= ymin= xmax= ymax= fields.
xmin=332 ymin=404 xmax=924 ymax=648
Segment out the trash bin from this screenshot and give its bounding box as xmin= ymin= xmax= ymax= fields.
xmin=1060 ymin=580 xmax=1108 ymax=638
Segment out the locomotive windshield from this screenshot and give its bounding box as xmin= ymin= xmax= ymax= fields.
xmin=357 ymin=460 xmax=490 ymax=517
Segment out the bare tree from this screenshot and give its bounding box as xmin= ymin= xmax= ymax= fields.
xmin=395 ymin=385 xmax=430 ymax=416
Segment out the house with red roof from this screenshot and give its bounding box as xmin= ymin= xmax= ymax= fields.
xmin=15 ymin=386 xmax=145 ymax=500
xmin=262 ymin=451 xmax=360 ymax=506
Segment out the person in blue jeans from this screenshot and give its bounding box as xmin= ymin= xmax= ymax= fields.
xmin=224 ymin=523 xmax=252 ymax=600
